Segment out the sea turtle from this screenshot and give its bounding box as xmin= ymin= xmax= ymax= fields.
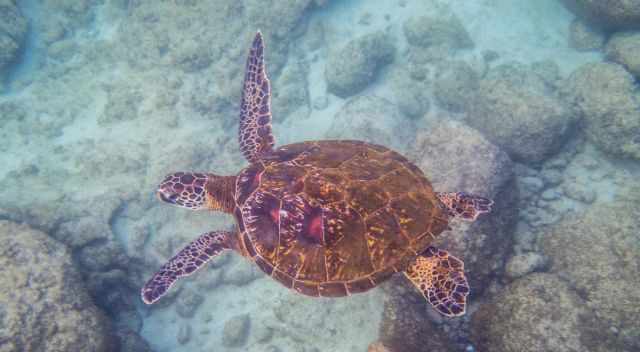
xmin=141 ymin=31 xmax=493 ymax=317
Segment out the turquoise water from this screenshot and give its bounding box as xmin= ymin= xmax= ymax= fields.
xmin=1 ymin=0 xmax=639 ymax=351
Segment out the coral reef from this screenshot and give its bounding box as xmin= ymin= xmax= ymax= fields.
xmin=605 ymin=31 xmax=640 ymax=79
xmin=560 ymin=0 xmax=640 ymax=31
xmin=541 ymin=201 xmax=640 ymax=350
xmin=0 ymin=221 xmax=115 ymax=352
xmin=560 ymin=62 xmax=640 ymax=160
xmin=325 ymin=31 xmax=395 ymax=98
xmin=471 ymin=273 xmax=608 ymax=352
xmin=468 ymin=62 xmax=576 ymax=163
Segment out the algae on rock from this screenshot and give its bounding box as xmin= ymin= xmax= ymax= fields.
xmin=541 ymin=201 xmax=640 ymax=351
xmin=472 ymin=273 xmax=610 ymax=352
xmin=325 ymin=31 xmax=395 ymax=98
xmin=0 ymin=221 xmax=115 ymax=352
xmin=561 ymin=62 xmax=640 ymax=160
xmin=468 ymin=62 xmax=576 ymax=164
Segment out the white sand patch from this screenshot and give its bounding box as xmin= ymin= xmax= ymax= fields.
xmin=140 ymin=260 xmax=385 ymax=352
xmin=449 ymin=0 xmax=601 ymax=74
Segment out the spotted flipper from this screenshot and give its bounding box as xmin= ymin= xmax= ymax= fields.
xmin=239 ymin=31 xmax=275 ymax=164
xmin=141 ymin=230 xmax=232 ymax=304
xmin=404 ymin=246 xmax=469 ymax=317
xmin=436 ymin=192 xmax=493 ymax=221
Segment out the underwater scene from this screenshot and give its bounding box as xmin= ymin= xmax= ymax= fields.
xmin=1 ymin=0 xmax=639 ymax=351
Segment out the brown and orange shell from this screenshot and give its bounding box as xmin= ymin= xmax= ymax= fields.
xmin=233 ymin=140 xmax=449 ymax=297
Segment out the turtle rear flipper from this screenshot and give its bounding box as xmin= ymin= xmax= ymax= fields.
xmin=403 ymin=246 xmax=469 ymax=317
xmin=239 ymin=31 xmax=275 ymax=163
xmin=141 ymin=230 xmax=233 ymax=304
xmin=437 ymin=191 xmax=493 ymax=221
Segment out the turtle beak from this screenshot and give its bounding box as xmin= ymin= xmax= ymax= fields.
xmin=157 ymin=190 xmax=177 ymax=204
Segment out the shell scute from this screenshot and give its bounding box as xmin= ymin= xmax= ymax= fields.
xmin=303 ymin=173 xmax=344 ymax=205
xmin=345 ymin=181 xmax=389 ymax=216
xmin=365 ymin=207 xmax=409 ymax=271
xmin=260 ymin=162 xmax=306 ymax=198
xmin=319 ymin=281 xmax=348 ymax=297
xmin=294 ymin=141 xmax=359 ymax=168
xmin=236 ymin=163 xmax=264 ymax=206
xmin=293 ymin=280 xmax=320 ymax=297
xmin=236 ymin=140 xmax=448 ymax=295
xmin=244 ymin=191 xmax=280 ymax=261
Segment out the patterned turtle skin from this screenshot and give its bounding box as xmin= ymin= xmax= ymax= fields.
xmin=234 ymin=140 xmax=449 ymax=297
xmin=141 ymin=31 xmax=492 ymax=318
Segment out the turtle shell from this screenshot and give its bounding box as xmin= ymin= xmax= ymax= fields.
xmin=233 ymin=140 xmax=449 ymax=297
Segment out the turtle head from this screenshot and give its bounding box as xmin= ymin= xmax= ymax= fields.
xmin=156 ymin=172 xmax=236 ymax=213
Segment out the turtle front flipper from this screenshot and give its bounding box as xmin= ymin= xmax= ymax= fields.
xmin=436 ymin=192 xmax=493 ymax=221
xmin=403 ymin=246 xmax=469 ymax=317
xmin=239 ymin=31 xmax=275 ymax=163
xmin=141 ymin=230 xmax=233 ymax=304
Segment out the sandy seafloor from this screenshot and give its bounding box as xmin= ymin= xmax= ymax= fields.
xmin=1 ymin=0 xmax=639 ymax=351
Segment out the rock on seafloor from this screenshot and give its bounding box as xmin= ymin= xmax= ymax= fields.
xmin=568 ymin=18 xmax=606 ymax=52
xmin=325 ymin=31 xmax=395 ymax=98
xmin=560 ymin=62 xmax=640 ymax=160
xmin=471 ymin=273 xmax=609 ymax=352
xmin=0 ymin=0 xmax=27 ymax=82
xmin=177 ymin=323 xmax=192 ymax=345
xmin=117 ymin=329 xmax=153 ymax=352
xmin=403 ymin=13 xmax=474 ymax=49
xmin=0 ymin=221 xmax=115 ymax=352
xmin=605 ymin=31 xmax=640 ymax=79
xmin=222 ymin=314 xmax=251 ymax=347
xmin=388 ymin=67 xmax=430 ymax=119
xmin=175 ymin=288 xmax=205 ymax=318
xmin=377 ymin=276 xmax=453 ymax=351
xmin=433 ymin=61 xmax=480 ymax=113
xmin=467 ymin=62 xmax=576 ymax=164
xmin=409 ymin=120 xmax=516 ymax=294
xmin=541 ymin=201 xmax=640 ymax=350
xmin=326 ymin=95 xmax=415 ymax=153
xmin=560 ymin=0 xmax=640 ymax=32
xmin=504 ymin=252 xmax=548 ymax=280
